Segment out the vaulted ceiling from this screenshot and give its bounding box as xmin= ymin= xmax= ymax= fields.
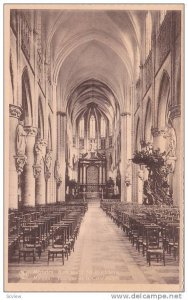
xmin=40 ymin=9 xmax=148 ymax=125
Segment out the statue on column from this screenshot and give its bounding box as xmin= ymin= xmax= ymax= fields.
xmin=34 ymin=139 xmax=46 ymax=166
xmin=44 ymin=148 xmax=52 ymax=179
xmin=45 ymin=149 xmax=52 ymax=171
xmin=15 ymin=121 xmax=27 ymax=175
xmin=54 ymin=160 xmax=62 ymax=186
xmin=164 ymin=125 xmax=176 ymax=157
xmin=33 ymin=139 xmax=46 ymax=178
xmin=164 ymin=124 xmax=177 ymax=173
xmin=16 ymin=121 xmax=27 ymax=155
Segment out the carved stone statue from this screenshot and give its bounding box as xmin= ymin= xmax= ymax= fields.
xmin=45 ymin=149 xmax=52 ymax=173
xmin=164 ymin=125 xmax=176 ymax=157
xmin=54 ymin=160 xmax=62 ymax=185
xmin=16 ymin=121 xmax=27 ymax=155
xmin=34 ymin=139 xmax=46 ymax=165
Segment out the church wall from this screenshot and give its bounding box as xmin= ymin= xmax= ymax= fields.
xmin=132 ymin=11 xmax=181 ymax=205
xmin=9 ymin=13 xmax=58 ymax=208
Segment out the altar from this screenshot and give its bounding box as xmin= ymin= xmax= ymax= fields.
xmin=78 ymin=151 xmax=106 ymax=198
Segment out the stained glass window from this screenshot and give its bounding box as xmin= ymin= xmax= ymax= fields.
xmin=109 ymin=121 xmax=113 ymax=136
xmin=90 ymin=115 xmax=96 ymax=139
xmin=79 ymin=117 xmax=84 ymax=138
xmin=101 ymin=116 xmax=106 ymax=138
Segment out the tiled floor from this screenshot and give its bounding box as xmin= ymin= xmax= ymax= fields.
xmin=8 ymin=201 xmax=179 ymax=284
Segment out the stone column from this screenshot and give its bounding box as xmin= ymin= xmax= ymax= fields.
xmin=33 ymin=139 xmax=47 ymax=206
xmin=22 ymin=126 xmax=38 ymax=207
xmin=9 ymin=104 xmax=23 ymax=209
xmin=102 ymin=162 xmax=106 ymax=184
xmin=169 ymin=105 xmax=181 ymax=206
xmin=99 ymin=165 xmax=102 ymax=184
xmin=57 ymin=112 xmax=66 ymax=202
xmin=83 ymin=166 xmax=85 ymax=184
xmin=121 ymin=112 xmax=132 ymax=202
xmin=80 ymin=164 xmax=82 ymax=184
xmin=45 ymin=150 xmax=53 ymax=204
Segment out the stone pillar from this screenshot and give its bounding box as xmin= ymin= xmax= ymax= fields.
xmin=99 ymin=165 xmax=102 ymax=184
xmin=22 ymin=126 xmax=38 ymax=207
xmin=57 ymin=112 xmax=66 ymax=202
xmin=9 ymin=104 xmax=23 ymax=209
xmin=121 ymin=112 xmax=132 ymax=202
xmin=83 ymin=166 xmax=86 ymax=184
xmin=103 ymin=162 xmax=106 ymax=183
xmin=35 ymin=162 xmax=46 ymax=205
xmin=169 ymin=106 xmax=181 ymax=206
xmin=33 ymin=139 xmax=47 ymax=206
xmin=80 ymin=165 xmax=82 ymax=184
xmin=45 ymin=150 xmax=53 ymax=204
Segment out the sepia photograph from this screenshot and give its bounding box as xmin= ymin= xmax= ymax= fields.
xmin=4 ymin=3 xmax=184 ymax=293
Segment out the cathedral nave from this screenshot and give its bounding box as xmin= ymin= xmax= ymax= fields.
xmin=7 ymin=5 xmax=183 ymax=291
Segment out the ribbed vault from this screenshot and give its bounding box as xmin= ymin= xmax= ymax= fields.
xmin=40 ymin=9 xmax=147 ymax=118
xmin=66 ymin=79 xmax=119 ymax=128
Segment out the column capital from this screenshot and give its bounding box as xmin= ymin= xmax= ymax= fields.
xmin=9 ymin=104 xmax=23 ymax=119
xmin=121 ymin=112 xmax=131 ymax=117
xmin=57 ymin=111 xmax=66 ymax=117
xmin=24 ymin=126 xmax=38 ymax=136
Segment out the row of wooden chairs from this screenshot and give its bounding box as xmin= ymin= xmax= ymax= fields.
xmin=101 ymin=201 xmax=180 ymax=266
xmin=48 ymin=212 xmax=83 ymax=264
xmin=8 ymin=203 xmax=87 ymax=264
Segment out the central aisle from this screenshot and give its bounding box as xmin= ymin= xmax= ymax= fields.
xmin=8 ymin=201 xmax=179 ymax=284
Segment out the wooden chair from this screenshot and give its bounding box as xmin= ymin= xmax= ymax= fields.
xmin=145 ymin=226 xmax=165 ymax=266
xmin=18 ymin=226 xmax=42 ymax=263
xmin=48 ymin=226 xmax=68 ymax=264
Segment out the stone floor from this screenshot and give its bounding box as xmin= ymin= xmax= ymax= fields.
xmin=8 ymin=200 xmax=179 ymax=284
